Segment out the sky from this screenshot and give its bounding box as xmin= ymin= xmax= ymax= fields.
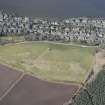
xmin=0 ymin=0 xmax=105 ymax=17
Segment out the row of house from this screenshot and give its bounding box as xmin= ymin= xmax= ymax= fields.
xmin=0 ymin=11 xmax=105 ymax=45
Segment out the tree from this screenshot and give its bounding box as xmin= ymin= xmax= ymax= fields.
xmin=70 ymin=69 xmax=105 ymax=105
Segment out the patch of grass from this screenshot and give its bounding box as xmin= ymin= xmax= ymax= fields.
xmin=0 ymin=42 xmax=94 ymax=82
xmin=0 ymin=36 xmax=24 ymax=42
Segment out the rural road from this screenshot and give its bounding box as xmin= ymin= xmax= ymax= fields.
xmin=4 ymin=41 xmax=97 ymax=48
xmin=0 ymin=64 xmax=79 ymax=105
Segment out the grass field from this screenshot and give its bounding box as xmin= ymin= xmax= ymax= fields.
xmin=0 ymin=42 xmax=94 ymax=82
xmin=0 ymin=36 xmax=24 ymax=42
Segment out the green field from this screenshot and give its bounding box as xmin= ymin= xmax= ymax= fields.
xmin=0 ymin=42 xmax=94 ymax=82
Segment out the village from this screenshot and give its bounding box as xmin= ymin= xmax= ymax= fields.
xmin=0 ymin=11 xmax=105 ymax=45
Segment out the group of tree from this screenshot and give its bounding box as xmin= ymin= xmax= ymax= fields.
xmin=69 ymin=66 xmax=105 ymax=105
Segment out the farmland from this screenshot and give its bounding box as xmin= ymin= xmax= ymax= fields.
xmin=0 ymin=42 xmax=94 ymax=82
xmin=0 ymin=64 xmax=79 ymax=105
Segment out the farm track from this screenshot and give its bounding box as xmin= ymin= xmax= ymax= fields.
xmin=35 ymin=41 xmax=96 ymax=48
xmin=34 ymin=48 xmax=49 ymax=61
xmin=0 ymin=73 xmax=25 ymax=102
xmin=4 ymin=40 xmax=97 ymax=48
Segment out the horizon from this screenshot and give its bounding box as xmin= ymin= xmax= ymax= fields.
xmin=0 ymin=0 xmax=105 ymax=17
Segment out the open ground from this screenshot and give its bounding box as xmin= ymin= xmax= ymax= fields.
xmin=0 ymin=41 xmax=94 ymax=83
xmin=0 ymin=41 xmax=97 ymax=105
xmin=0 ymin=64 xmax=79 ymax=105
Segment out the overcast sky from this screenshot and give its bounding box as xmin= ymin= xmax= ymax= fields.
xmin=0 ymin=0 xmax=105 ymax=17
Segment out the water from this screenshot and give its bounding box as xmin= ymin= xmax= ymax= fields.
xmin=0 ymin=0 xmax=105 ymax=17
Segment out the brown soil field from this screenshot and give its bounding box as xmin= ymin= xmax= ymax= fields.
xmin=0 ymin=64 xmax=79 ymax=105
xmin=0 ymin=64 xmax=22 ymax=98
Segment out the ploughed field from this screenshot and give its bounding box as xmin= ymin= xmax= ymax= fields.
xmin=0 ymin=42 xmax=94 ymax=82
xmin=0 ymin=64 xmax=78 ymax=105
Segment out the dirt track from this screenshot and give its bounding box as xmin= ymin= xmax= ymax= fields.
xmin=0 ymin=64 xmax=79 ymax=105
xmin=0 ymin=64 xmax=22 ymax=98
xmin=94 ymin=49 xmax=105 ymax=74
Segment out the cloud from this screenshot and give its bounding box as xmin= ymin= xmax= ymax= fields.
xmin=0 ymin=0 xmax=105 ymax=17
